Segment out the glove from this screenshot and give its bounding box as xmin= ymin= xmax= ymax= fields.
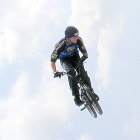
xmin=54 ymin=71 xmax=63 ymax=78
xmin=80 ymin=55 xmax=87 ymax=62
xmin=78 ymin=55 xmax=87 ymax=66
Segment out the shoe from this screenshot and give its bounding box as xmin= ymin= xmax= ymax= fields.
xmin=74 ymin=96 xmax=84 ymax=106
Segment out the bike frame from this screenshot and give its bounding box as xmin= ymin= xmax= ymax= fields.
xmin=61 ymin=61 xmax=97 ymax=117
xmin=60 ymin=58 xmax=103 ymax=118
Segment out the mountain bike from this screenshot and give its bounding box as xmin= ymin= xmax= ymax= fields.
xmin=56 ymin=57 xmax=103 ymax=118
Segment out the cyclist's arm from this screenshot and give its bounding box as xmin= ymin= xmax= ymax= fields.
xmin=83 ymin=52 xmax=88 ymax=58
xmin=51 ymin=61 xmax=57 ymax=72
xmin=77 ymin=37 xmax=88 ymax=58
xmin=50 ymin=39 xmax=66 ymax=72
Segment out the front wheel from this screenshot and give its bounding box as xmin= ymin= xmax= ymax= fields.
xmin=92 ymin=101 xmax=103 ymax=115
xmin=86 ymin=89 xmax=103 ymax=115
xmin=86 ymin=104 xmax=97 ymax=118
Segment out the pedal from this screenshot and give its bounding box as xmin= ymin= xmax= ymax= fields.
xmin=81 ymin=106 xmax=86 ymax=111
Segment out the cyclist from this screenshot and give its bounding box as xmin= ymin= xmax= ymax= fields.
xmin=50 ymin=26 xmax=99 ymax=106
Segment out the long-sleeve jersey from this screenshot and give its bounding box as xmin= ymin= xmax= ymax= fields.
xmin=51 ymin=36 xmax=87 ymax=62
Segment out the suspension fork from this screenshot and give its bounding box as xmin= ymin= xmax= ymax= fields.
xmin=80 ymin=88 xmax=92 ymax=111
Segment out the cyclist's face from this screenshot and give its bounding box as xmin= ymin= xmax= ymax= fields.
xmin=69 ymin=36 xmax=78 ymax=43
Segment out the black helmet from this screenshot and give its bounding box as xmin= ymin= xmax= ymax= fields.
xmin=65 ymin=26 xmax=79 ymax=38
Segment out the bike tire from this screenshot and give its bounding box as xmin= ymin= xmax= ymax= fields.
xmin=81 ymin=87 xmax=97 ymax=118
xmin=92 ymin=101 xmax=103 ymax=115
xmin=86 ymin=104 xmax=97 ymax=118
xmin=86 ymin=89 xmax=103 ymax=115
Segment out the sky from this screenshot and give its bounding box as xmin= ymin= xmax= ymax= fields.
xmin=0 ymin=0 xmax=140 ymax=140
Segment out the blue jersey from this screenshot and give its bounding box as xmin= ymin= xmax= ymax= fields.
xmin=51 ymin=37 xmax=87 ymax=62
xmin=58 ymin=43 xmax=79 ymax=59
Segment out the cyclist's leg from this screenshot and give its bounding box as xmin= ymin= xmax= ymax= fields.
xmin=71 ymin=54 xmax=91 ymax=87
xmin=77 ymin=64 xmax=99 ymax=101
xmin=77 ymin=63 xmax=92 ymax=88
xmin=60 ymin=59 xmax=84 ymax=105
xmin=60 ymin=59 xmax=79 ymax=97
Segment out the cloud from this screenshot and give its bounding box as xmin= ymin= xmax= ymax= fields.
xmin=77 ymin=134 xmax=93 ymax=140
xmin=0 ymin=0 xmax=49 ymax=64
xmin=69 ymin=0 xmax=101 ymax=44
xmin=0 ymin=1 xmax=74 ymax=139
xmin=0 ymin=0 xmax=72 ymax=65
xmin=0 ymin=28 xmax=19 ymax=64
xmin=95 ymin=15 xmax=124 ymax=88
xmin=123 ymin=115 xmax=140 ymax=136
xmin=0 ymin=61 xmax=72 ymax=140
xmin=68 ymin=0 xmax=124 ymax=89
xmin=0 ymin=71 xmax=30 ymax=139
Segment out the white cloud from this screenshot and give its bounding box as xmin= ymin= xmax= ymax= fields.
xmin=95 ymin=16 xmax=124 ymax=88
xmin=77 ymin=133 xmax=93 ymax=140
xmin=0 ymin=60 xmax=72 ymax=140
xmin=123 ymin=115 xmax=140 ymax=136
xmin=0 ymin=0 xmax=49 ymax=64
xmin=0 ymin=71 xmax=29 ymax=140
xmin=39 ymin=60 xmax=72 ymax=120
xmin=0 ymin=0 xmax=71 ymax=65
xmin=69 ymin=0 xmax=124 ymax=90
xmin=69 ymin=0 xmax=101 ymax=44
xmin=0 ymin=28 xmax=19 ymax=64
xmin=0 ymin=1 xmax=74 ymax=139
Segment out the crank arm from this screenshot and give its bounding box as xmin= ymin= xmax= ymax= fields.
xmin=81 ymin=106 xmax=86 ymax=111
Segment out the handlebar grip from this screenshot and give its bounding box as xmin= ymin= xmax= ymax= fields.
xmin=80 ymin=56 xmax=87 ymax=63
xmin=54 ymin=72 xmax=66 ymax=78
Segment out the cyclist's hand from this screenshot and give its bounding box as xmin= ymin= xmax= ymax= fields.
xmin=79 ymin=55 xmax=87 ymax=65
xmin=80 ymin=55 xmax=87 ymax=62
xmin=54 ymin=71 xmax=63 ymax=78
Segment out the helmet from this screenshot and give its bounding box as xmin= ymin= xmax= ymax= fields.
xmin=65 ymin=26 xmax=79 ymax=38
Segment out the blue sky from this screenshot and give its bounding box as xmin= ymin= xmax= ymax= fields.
xmin=0 ymin=0 xmax=140 ymax=140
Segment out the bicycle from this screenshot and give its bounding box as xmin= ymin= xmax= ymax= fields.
xmin=55 ymin=57 xmax=103 ymax=118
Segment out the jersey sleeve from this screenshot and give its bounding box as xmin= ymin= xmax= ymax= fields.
xmin=50 ymin=39 xmax=66 ymax=62
xmin=77 ymin=36 xmax=87 ymax=54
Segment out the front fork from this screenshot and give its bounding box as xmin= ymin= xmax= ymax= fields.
xmin=80 ymin=86 xmax=93 ymax=111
